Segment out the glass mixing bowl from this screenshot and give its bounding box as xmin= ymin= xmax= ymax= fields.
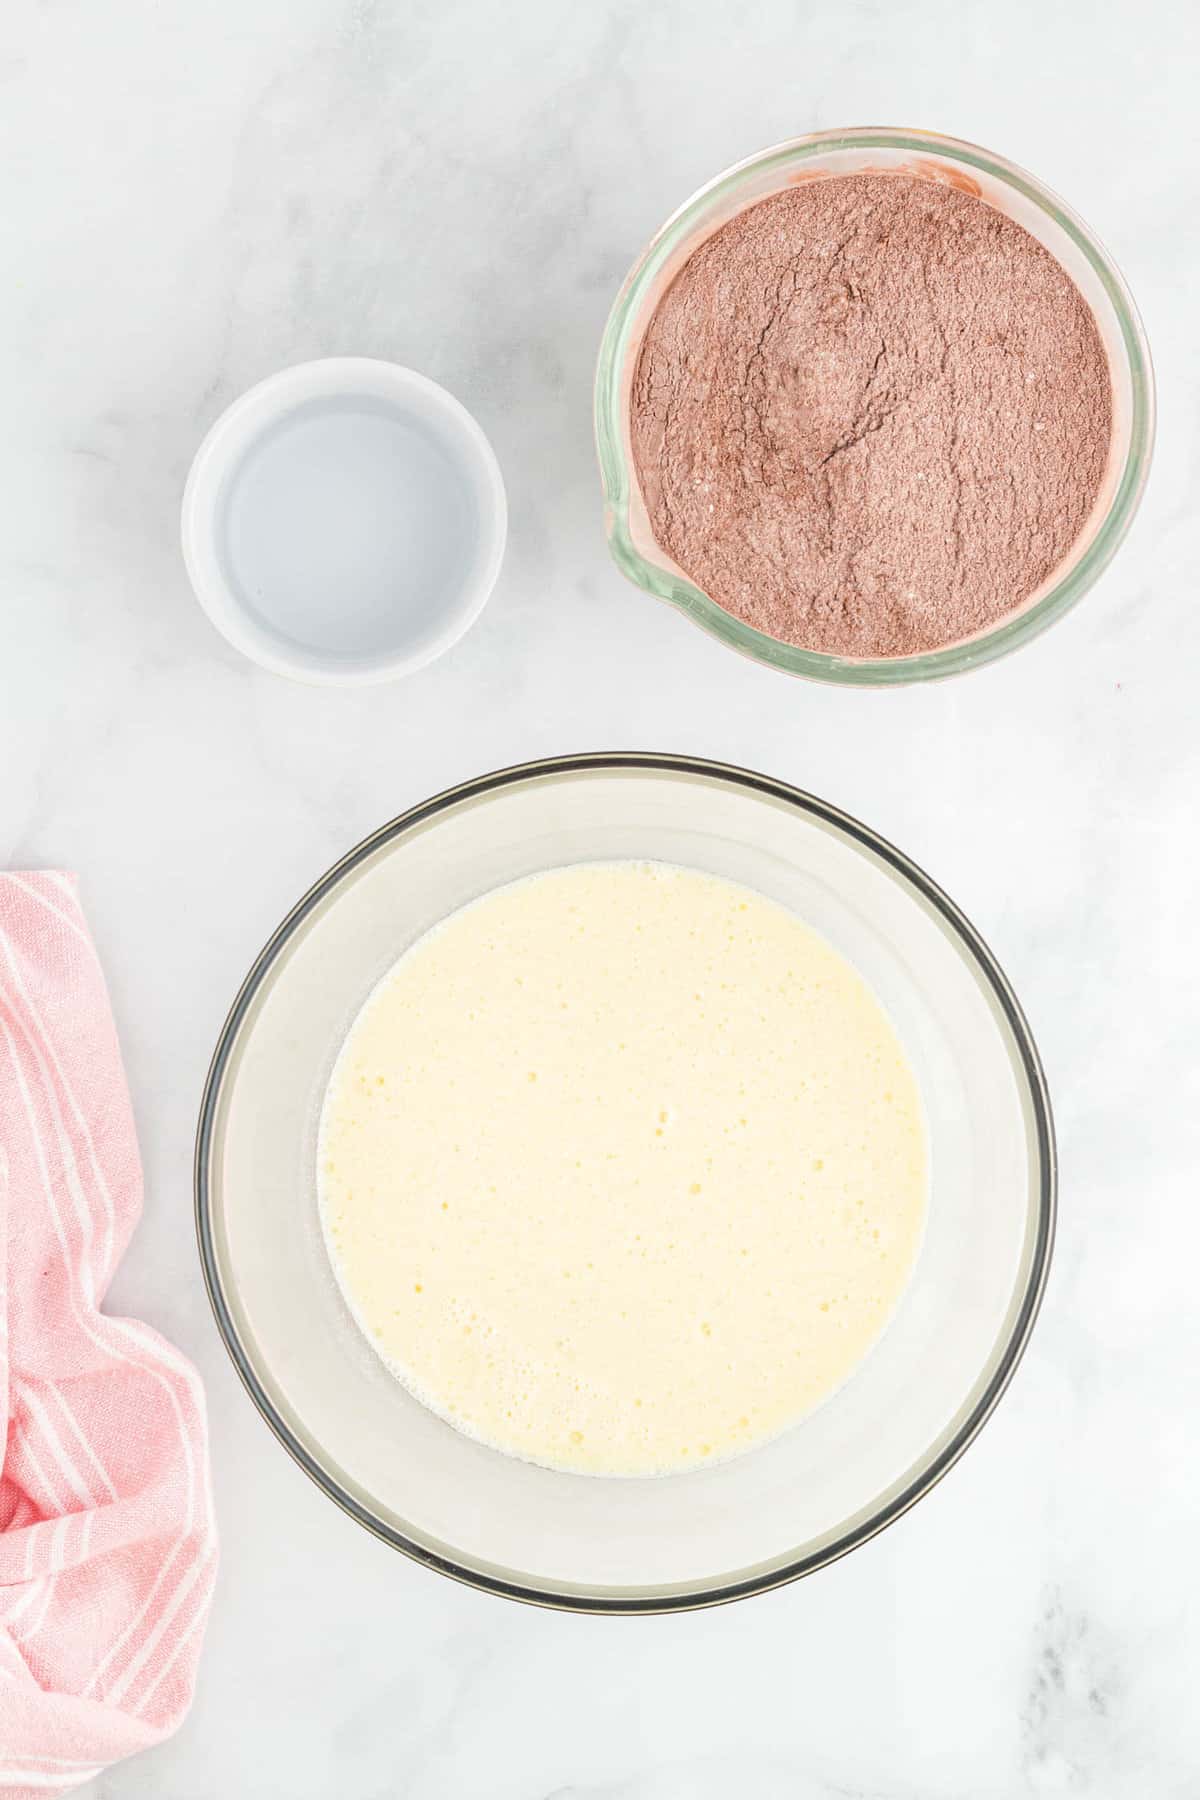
xmin=196 ymin=755 xmax=1055 ymax=1611
xmin=595 ymin=128 xmax=1155 ymax=684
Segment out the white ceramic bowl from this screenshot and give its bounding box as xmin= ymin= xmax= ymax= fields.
xmin=196 ymin=755 xmax=1055 ymax=1611
xmin=181 ymin=358 xmax=507 ymax=685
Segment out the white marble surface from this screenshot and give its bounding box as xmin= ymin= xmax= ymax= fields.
xmin=3 ymin=0 xmax=1198 ymax=1792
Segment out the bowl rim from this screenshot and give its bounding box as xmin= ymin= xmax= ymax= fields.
xmin=195 ymin=751 xmax=1057 ymax=1611
xmin=181 ymin=356 xmax=508 ymax=687
xmin=594 ymin=125 xmax=1156 ymax=686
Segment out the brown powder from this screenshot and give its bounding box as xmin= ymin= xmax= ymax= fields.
xmin=630 ymin=172 xmax=1113 ymax=659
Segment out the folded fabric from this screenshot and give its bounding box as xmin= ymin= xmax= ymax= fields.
xmin=0 ymin=873 xmax=217 ymax=1798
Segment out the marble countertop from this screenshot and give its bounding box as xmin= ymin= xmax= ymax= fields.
xmin=4 ymin=0 xmax=1198 ymax=1793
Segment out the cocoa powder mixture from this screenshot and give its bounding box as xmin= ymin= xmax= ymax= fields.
xmin=630 ymin=172 xmax=1113 ymax=658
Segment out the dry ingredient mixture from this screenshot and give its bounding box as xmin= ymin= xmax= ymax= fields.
xmin=630 ymin=172 xmax=1113 ymax=658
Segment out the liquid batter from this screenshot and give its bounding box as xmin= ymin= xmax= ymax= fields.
xmin=319 ymin=862 xmax=927 ymax=1476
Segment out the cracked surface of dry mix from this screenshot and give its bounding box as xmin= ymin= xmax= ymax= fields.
xmin=630 ymin=172 xmax=1112 ymax=658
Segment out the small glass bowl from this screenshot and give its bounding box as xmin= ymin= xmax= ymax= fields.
xmin=595 ymin=128 xmax=1155 ymax=685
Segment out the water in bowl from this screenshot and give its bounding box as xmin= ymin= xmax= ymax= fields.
xmin=216 ymin=396 xmax=480 ymax=668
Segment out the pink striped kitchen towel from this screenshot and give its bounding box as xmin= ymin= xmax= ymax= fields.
xmin=0 ymin=873 xmax=216 ymax=1797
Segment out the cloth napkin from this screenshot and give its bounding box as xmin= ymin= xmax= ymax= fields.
xmin=0 ymin=873 xmax=216 ymax=1797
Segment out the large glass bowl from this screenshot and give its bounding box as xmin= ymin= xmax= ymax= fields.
xmin=595 ymin=128 xmax=1155 ymax=684
xmin=195 ymin=755 xmax=1055 ymax=1611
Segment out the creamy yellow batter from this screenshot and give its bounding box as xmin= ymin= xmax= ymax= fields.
xmin=319 ymin=862 xmax=927 ymax=1476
